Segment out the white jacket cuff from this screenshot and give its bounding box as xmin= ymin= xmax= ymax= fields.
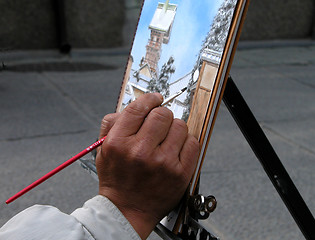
xmin=71 ymin=195 xmax=141 ymax=240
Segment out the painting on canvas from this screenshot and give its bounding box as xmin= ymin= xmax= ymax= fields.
xmin=117 ymin=0 xmax=238 ymax=139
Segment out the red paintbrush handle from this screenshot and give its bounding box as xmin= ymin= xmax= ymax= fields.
xmin=6 ymin=136 xmax=106 ymax=204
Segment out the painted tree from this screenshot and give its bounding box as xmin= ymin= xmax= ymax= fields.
xmin=182 ymin=0 xmax=237 ymax=121
xmin=201 ymin=0 xmax=237 ymax=54
xmin=181 ymin=75 xmax=195 ymax=122
xmin=147 ymin=56 xmax=175 ymax=98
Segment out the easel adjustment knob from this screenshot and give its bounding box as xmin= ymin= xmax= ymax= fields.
xmin=188 ymin=194 xmax=217 ymax=220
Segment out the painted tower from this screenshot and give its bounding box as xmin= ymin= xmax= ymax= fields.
xmin=142 ymin=0 xmax=177 ymax=76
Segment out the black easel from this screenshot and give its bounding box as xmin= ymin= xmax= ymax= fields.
xmin=223 ymin=76 xmax=315 ymax=240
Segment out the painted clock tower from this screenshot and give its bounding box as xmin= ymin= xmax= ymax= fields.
xmin=142 ymin=0 xmax=177 ymax=76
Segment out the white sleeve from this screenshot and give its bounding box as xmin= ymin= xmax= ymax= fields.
xmin=0 ymin=195 xmax=141 ymax=240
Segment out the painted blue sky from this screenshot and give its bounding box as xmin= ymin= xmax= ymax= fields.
xmin=130 ymin=0 xmax=224 ymax=82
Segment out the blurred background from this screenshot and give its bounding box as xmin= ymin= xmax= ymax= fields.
xmin=1 ymin=0 xmax=314 ymax=239
xmin=0 ymin=0 xmax=314 ymax=50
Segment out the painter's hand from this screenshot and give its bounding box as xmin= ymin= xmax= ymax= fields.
xmin=96 ymin=93 xmax=199 ymax=239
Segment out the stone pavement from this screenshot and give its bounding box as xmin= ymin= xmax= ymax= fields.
xmin=0 ymin=42 xmax=314 ymax=239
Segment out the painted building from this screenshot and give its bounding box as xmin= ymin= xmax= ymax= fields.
xmin=119 ymin=57 xmax=193 ymax=119
xmin=142 ymin=0 xmax=177 ymax=75
xmin=187 ymin=48 xmax=222 ymax=139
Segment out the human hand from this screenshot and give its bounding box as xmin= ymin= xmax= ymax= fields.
xmin=96 ymin=93 xmax=199 ymax=239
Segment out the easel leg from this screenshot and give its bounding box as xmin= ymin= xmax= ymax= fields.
xmin=223 ymin=76 xmax=315 ymax=240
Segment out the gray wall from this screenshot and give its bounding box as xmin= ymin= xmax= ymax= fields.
xmin=0 ymin=0 xmax=314 ymax=51
xmin=241 ymin=0 xmax=315 ymax=40
xmin=0 ymin=0 xmax=57 ymax=49
xmin=0 ymin=0 xmax=125 ymax=50
xmin=65 ymin=0 xmax=125 ymax=48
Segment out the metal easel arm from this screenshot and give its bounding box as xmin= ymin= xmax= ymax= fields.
xmin=222 ymin=76 xmax=315 ymax=240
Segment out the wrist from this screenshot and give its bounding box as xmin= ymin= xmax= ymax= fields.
xmin=99 ymin=190 xmax=159 ymax=240
xmin=117 ymin=205 xmax=159 ymax=239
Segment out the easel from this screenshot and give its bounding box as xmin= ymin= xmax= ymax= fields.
xmin=155 ymin=76 xmax=315 ymax=240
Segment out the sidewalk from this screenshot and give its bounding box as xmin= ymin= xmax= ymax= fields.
xmin=0 ymin=42 xmax=314 ymax=239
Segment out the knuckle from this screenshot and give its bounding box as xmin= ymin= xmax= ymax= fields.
xmin=187 ymin=135 xmax=200 ymax=153
xmin=126 ymin=136 xmax=152 ymax=163
xmin=174 ymin=166 xmax=186 ymax=180
xmin=102 ymin=136 xmax=121 ymax=155
xmin=157 ymin=149 xmax=169 ymax=164
xmin=123 ymin=93 xmax=162 ymax=117
xmin=101 ymin=113 xmax=118 ymax=130
xmin=103 ymin=134 xmax=155 ymax=165
xmin=128 ymin=144 xmax=151 ymax=164
xmin=150 ymin=107 xmax=173 ymax=122
xmin=124 ymin=101 xmax=146 ymax=117
xmin=173 ymin=119 xmax=188 ymax=133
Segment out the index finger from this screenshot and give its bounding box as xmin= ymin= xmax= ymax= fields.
xmin=98 ymin=113 xmax=121 ymax=140
xmin=111 ymin=93 xmax=163 ymax=137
